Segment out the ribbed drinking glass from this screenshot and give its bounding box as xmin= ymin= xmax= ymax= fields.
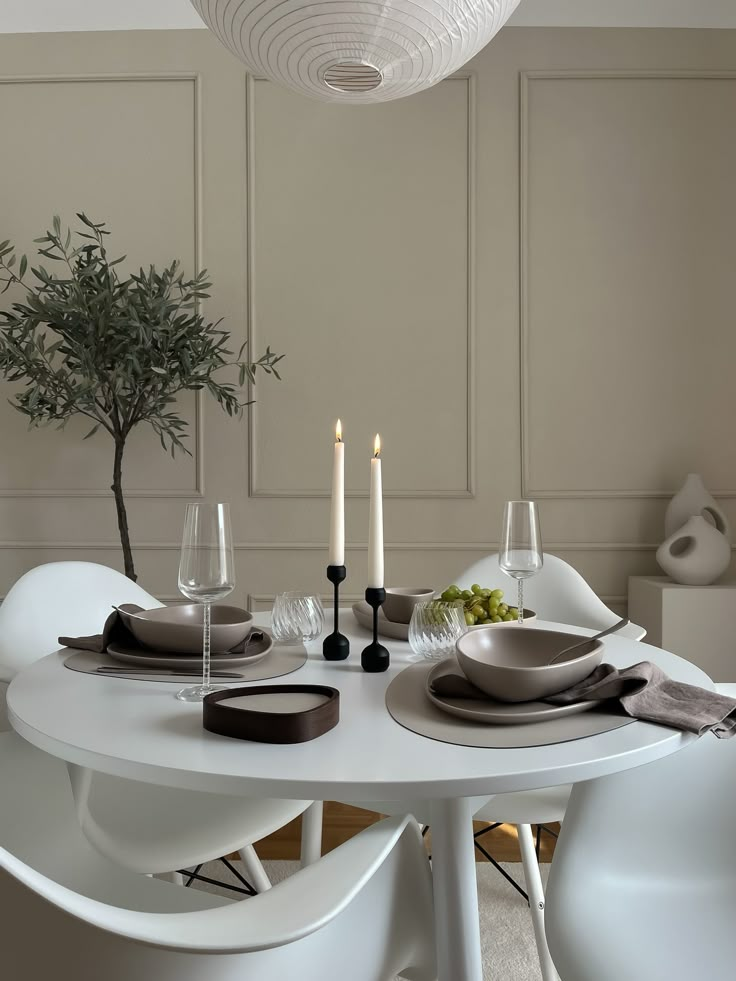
xmin=408 ymin=601 xmax=466 ymax=661
xmin=272 ymin=592 xmax=325 ymax=645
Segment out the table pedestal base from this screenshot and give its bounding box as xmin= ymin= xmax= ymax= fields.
xmin=430 ymin=797 xmax=483 ymax=981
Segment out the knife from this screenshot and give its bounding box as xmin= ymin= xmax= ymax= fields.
xmin=95 ymin=667 xmax=242 ymax=679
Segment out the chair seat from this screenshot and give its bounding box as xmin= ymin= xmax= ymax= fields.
xmin=475 ymin=785 xmax=571 ymax=826
xmin=342 ymin=785 xmax=570 ymax=827
xmin=71 ymin=766 xmax=311 ymax=874
xmin=0 ymin=731 xmax=230 ymax=913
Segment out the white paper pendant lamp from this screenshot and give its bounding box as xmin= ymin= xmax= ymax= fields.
xmin=190 ymin=0 xmax=521 ymax=103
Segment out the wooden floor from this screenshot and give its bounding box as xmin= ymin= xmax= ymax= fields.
xmin=253 ymin=802 xmax=559 ymax=863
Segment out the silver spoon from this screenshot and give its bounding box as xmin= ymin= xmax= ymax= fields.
xmin=547 ymin=618 xmax=630 ymax=665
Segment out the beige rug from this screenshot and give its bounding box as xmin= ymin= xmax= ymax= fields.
xmin=193 ymin=858 xmax=548 ymax=981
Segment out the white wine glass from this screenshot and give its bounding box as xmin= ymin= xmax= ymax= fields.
xmin=498 ymin=501 xmax=543 ymax=626
xmin=176 ymin=502 xmax=235 ymax=702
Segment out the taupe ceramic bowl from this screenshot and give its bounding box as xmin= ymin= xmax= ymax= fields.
xmin=117 ymin=604 xmax=253 ymax=654
xmin=455 ymin=627 xmax=603 ymax=703
xmin=383 ymin=587 xmax=436 ymax=624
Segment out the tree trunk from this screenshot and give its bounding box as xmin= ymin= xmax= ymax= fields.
xmin=111 ymin=437 xmax=137 ymax=581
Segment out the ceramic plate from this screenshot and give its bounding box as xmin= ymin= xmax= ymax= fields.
xmin=424 ymin=658 xmax=599 ymax=725
xmin=107 ymin=632 xmax=273 ymax=670
xmin=352 ymin=601 xmax=410 ymax=640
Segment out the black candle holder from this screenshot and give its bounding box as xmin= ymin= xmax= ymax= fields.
xmin=361 ymin=587 xmax=390 ymax=672
xmin=322 ymin=565 xmax=350 ymax=661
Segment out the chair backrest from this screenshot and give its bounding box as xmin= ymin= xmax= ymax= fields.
xmin=454 ymin=552 xmax=645 ymax=638
xmin=545 ymin=718 xmax=736 ymax=979
xmin=0 ymin=562 xmax=161 ymax=679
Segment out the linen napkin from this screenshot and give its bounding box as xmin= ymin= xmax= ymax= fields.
xmin=430 ymin=661 xmax=736 ymax=739
xmin=59 ymin=606 xmax=263 ymax=655
xmin=59 ymin=606 xmax=141 ymax=652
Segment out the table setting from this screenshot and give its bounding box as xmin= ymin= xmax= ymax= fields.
xmin=49 ymin=422 xmax=736 ymax=752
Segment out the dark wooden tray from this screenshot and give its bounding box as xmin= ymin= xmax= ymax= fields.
xmin=203 ymin=684 xmax=339 ymax=743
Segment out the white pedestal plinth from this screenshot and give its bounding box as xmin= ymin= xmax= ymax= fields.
xmin=628 ymin=576 xmax=736 ymax=682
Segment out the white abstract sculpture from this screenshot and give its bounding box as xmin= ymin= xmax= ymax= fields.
xmin=190 ymin=0 xmax=521 ymax=103
xmin=658 ymin=475 xmax=732 ymax=586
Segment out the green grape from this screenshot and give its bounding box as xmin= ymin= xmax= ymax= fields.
xmin=489 ymin=597 xmax=500 ymax=611
xmin=440 ymin=590 xmax=453 ymax=602
xmin=502 ymin=613 xmax=514 ymax=622
xmin=461 ymin=590 xmax=473 ymax=601
xmin=491 ymin=614 xmax=502 ymax=623
xmin=509 ymin=608 xmax=519 ymax=620
xmin=464 ymin=612 xmax=477 ymax=626
xmin=498 ymin=604 xmax=508 ymax=616
xmin=471 ymin=604 xmax=485 ymax=619
xmin=479 ymin=616 xmax=491 ymax=624
xmin=471 ymin=583 xmax=482 ymax=594
xmin=480 ymin=589 xmax=491 ymax=599
xmin=491 ymin=589 xmax=504 ymax=599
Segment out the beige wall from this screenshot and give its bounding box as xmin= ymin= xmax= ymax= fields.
xmin=0 ymin=27 xmax=734 ymax=610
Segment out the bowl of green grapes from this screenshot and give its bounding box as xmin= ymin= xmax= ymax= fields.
xmin=437 ymin=584 xmax=536 ymax=628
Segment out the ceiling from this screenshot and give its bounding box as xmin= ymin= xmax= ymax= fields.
xmin=1 ymin=0 xmax=735 ymax=33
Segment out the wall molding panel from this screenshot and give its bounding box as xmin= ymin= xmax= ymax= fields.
xmin=519 ymin=69 xmax=736 ymax=501
xmin=246 ymin=73 xmax=478 ymax=499
xmin=0 ymin=71 xmax=205 ymax=499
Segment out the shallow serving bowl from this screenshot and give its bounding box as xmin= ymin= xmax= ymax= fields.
xmin=117 ymin=604 xmax=253 ymax=654
xmin=455 ymin=627 xmax=603 ymax=703
xmin=468 ymin=609 xmax=537 ymax=629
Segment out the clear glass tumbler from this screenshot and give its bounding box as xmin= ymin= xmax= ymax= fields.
xmin=408 ymin=601 xmax=466 ymax=661
xmin=272 ymin=592 xmax=325 ymax=645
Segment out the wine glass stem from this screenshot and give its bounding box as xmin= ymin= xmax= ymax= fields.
xmin=518 ymin=579 xmax=524 ymax=626
xmin=202 ymin=601 xmax=211 ymax=691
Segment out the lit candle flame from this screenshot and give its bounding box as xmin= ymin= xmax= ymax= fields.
xmin=374 ymin=433 xmax=381 ymax=458
xmin=336 ymin=419 xmax=342 ymax=442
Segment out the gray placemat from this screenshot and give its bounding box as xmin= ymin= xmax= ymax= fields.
xmin=386 ymin=659 xmax=635 ymax=748
xmin=63 ymin=643 xmax=308 ymax=684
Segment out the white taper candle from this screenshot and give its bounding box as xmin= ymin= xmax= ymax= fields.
xmin=368 ymin=434 xmax=384 ymax=588
xmin=328 ymin=420 xmax=345 ymax=566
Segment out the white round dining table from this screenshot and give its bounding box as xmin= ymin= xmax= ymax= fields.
xmin=7 ymin=616 xmax=710 ymax=981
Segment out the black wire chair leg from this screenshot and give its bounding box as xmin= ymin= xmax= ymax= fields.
xmin=473 ymin=822 xmax=502 ymax=839
xmin=176 ymin=869 xmax=256 ymax=897
xmin=219 ymin=856 xmax=258 ymax=895
xmin=183 ymin=863 xmax=203 ymax=888
xmin=473 ymin=839 xmax=529 ymax=904
xmin=535 ymin=824 xmax=542 ymax=859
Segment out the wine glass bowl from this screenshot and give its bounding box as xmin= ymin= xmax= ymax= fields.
xmin=271 ymin=592 xmax=325 ymax=645
xmin=499 ymin=501 xmax=543 ymax=626
xmin=408 ymin=601 xmax=466 ymax=661
xmin=175 ymin=502 xmax=235 ymax=702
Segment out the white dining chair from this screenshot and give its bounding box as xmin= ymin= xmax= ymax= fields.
xmin=454 ymin=552 xmax=646 ymax=641
xmin=343 ymin=552 xmax=642 ymax=981
xmin=0 ymin=729 xmax=435 ymax=981
xmin=545 ymin=684 xmax=736 ymax=981
xmin=0 ymin=561 xmax=320 ymax=889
